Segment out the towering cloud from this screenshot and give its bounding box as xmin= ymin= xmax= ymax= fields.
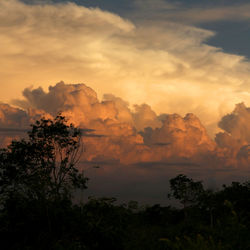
xmin=215 ymin=103 xmax=250 ymax=167
xmin=1 ymin=0 xmax=250 ymax=137
xmin=0 ymin=82 xmax=250 ymax=204
xmin=14 ymin=82 xmax=162 ymax=132
xmin=6 ymin=82 xmax=248 ymax=168
xmin=217 ymin=103 xmax=250 ymax=146
xmin=142 ymin=113 xmax=215 ymax=155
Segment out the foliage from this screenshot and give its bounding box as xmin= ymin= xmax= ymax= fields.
xmin=0 ymin=118 xmax=250 ymax=250
xmin=168 ymin=174 xmax=204 ymax=208
xmin=0 ymin=115 xmax=88 ymax=203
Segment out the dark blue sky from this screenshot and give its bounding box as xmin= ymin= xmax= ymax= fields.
xmin=202 ymin=21 xmax=250 ymax=58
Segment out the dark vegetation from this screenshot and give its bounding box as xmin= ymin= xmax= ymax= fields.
xmin=0 ymin=116 xmax=250 ymax=249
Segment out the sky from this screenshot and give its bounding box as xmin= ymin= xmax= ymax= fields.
xmin=1 ymin=0 xmax=250 ymax=203
xmin=2 ymin=0 xmax=250 ymax=134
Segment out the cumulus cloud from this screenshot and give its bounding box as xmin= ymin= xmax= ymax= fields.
xmin=1 ymin=0 xmax=250 ymax=136
xmin=10 ymin=82 xmax=250 ymax=169
xmin=141 ymin=113 xmax=215 ymax=155
xmin=1 ymin=82 xmax=250 ymax=202
xmin=9 ymin=82 xmax=224 ymax=167
xmin=14 ymin=81 xmax=162 ymax=131
xmin=132 ymin=104 xmax=162 ymax=131
xmin=215 ymin=103 xmax=250 ymax=165
xmin=213 ymin=102 xmax=250 ymax=168
xmin=0 ymin=102 xmax=53 ymax=146
xmin=14 ymin=82 xmax=99 ymax=117
xmin=0 ymin=103 xmax=29 ymax=128
xmin=218 ymin=103 xmax=250 ymax=144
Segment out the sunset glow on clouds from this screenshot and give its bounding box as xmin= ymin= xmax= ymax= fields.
xmin=1 ymin=0 xmax=250 ymax=201
xmin=1 ymin=81 xmax=249 ymax=170
xmin=1 ymin=0 xmax=250 ymax=136
xmin=1 ymin=80 xmax=250 ymax=202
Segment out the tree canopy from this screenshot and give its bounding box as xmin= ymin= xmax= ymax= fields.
xmin=168 ymin=174 xmax=204 ymax=208
xmin=0 ymin=115 xmax=88 ymax=204
xmin=1 ymin=116 xmax=250 ymax=249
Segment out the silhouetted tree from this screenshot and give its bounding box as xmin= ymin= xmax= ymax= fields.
xmin=198 ymin=189 xmax=217 ymax=228
xmin=0 ymin=115 xmax=88 ymax=204
xmin=168 ymin=174 xmax=204 ymax=209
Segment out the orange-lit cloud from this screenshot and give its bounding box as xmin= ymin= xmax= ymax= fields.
xmin=3 ymin=82 xmax=248 ymax=169
xmin=215 ymin=103 xmax=250 ymax=167
xmin=1 ymin=82 xmax=250 ymax=203
xmin=1 ymin=0 xmax=250 ymax=137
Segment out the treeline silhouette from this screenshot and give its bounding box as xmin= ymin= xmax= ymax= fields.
xmin=0 ymin=116 xmax=250 ymax=249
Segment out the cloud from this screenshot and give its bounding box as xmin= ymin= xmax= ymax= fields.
xmin=218 ymin=103 xmax=250 ymax=143
xmin=141 ymin=113 xmax=215 ymax=156
xmin=14 ymin=81 xmax=163 ymax=132
xmin=132 ymin=0 xmax=250 ymax=24
xmin=215 ymin=103 xmax=250 ymax=162
xmin=2 ymin=82 xmax=250 ymax=203
xmin=14 ymin=82 xmax=100 ymax=118
xmin=10 ymin=82 xmax=223 ymax=167
xmin=169 ymin=4 xmax=250 ymax=24
xmin=0 ymin=103 xmax=46 ymax=146
xmin=132 ymin=104 xmax=162 ymax=130
xmin=214 ymin=102 xmax=250 ymax=167
xmin=1 ymin=0 xmax=250 ymax=137
xmin=10 ymin=82 xmax=250 ymax=169
xmin=0 ymin=103 xmax=29 ymax=128
xmin=0 ymin=0 xmax=134 ymax=101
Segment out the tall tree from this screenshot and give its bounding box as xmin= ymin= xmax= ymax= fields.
xmin=0 ymin=115 xmax=88 ymax=203
xmin=168 ymin=174 xmax=204 ymax=209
